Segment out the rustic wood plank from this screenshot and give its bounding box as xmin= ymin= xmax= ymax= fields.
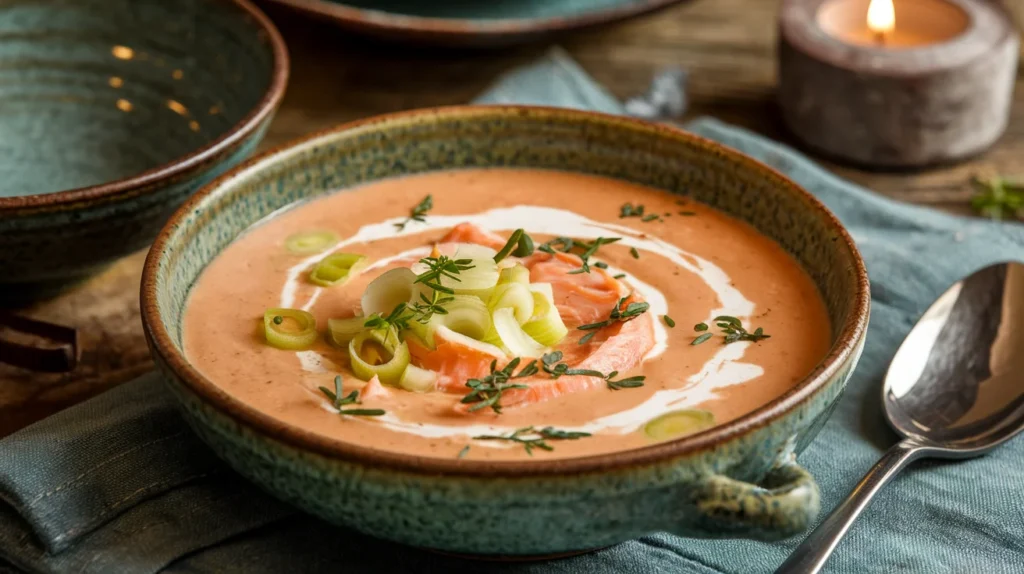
xmin=2 ymin=0 xmax=1020 ymax=436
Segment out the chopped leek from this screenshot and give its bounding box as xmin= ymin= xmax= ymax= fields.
xmin=284 ymin=230 xmax=339 ymax=254
xmin=455 ymin=244 xmax=498 ymax=260
xmin=400 ymin=365 xmax=438 ymax=393
xmin=327 ymin=316 xmax=367 ymax=346
xmin=413 ymin=295 xmax=491 ymax=347
xmin=263 ymin=308 xmax=318 ymax=350
xmin=497 ymin=263 xmax=530 ymax=286
xmin=492 ymin=307 xmax=547 ymax=358
xmin=488 ymin=283 xmax=535 ymax=324
xmin=348 ymin=329 xmax=410 ymax=385
xmin=438 ymin=257 xmax=499 ymax=297
xmin=309 ymin=253 xmax=367 ymax=287
xmin=361 ymin=268 xmax=417 ymax=317
xmin=522 ymin=283 xmax=569 ymax=346
xmin=644 ymin=409 xmax=715 ymax=441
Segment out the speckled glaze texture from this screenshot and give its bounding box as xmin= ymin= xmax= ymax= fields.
xmin=0 ymin=0 xmax=287 ymax=301
xmin=142 ymin=107 xmax=870 ymax=556
xmin=263 ymin=0 xmax=686 ymax=46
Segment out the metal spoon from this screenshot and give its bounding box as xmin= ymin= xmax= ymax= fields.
xmin=775 ymin=261 xmax=1024 ymax=573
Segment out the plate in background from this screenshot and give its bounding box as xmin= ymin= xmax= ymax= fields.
xmin=261 ymin=0 xmax=686 ymax=46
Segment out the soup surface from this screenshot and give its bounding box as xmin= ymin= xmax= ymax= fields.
xmin=184 ymin=169 xmax=831 ymax=460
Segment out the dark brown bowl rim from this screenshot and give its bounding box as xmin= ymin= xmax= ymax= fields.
xmin=262 ymin=0 xmax=685 ymax=41
xmin=141 ymin=105 xmax=871 ymax=478
xmin=0 ymin=0 xmax=289 ymax=214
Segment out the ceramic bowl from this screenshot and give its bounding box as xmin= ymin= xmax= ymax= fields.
xmin=262 ymin=0 xmax=686 ymax=46
xmin=142 ymin=106 xmax=870 ymax=557
xmin=0 ymin=0 xmax=288 ymax=302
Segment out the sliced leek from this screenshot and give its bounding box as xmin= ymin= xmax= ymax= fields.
xmin=284 ymin=230 xmax=338 ymax=254
xmin=438 ymin=257 xmax=499 ymax=297
xmin=348 ymin=329 xmax=410 ymax=385
xmin=521 ymin=283 xmax=568 ymax=346
xmin=497 ymin=263 xmax=530 ymax=286
xmin=488 ymin=282 xmax=535 ymax=324
xmin=491 ymin=307 xmax=547 ymax=358
xmin=455 ymin=244 xmax=498 ymax=260
xmin=399 ymin=364 xmax=438 ymax=393
xmin=327 ymin=316 xmax=367 ymax=346
xmin=264 ymin=308 xmax=318 ymax=350
xmin=413 ymin=295 xmax=491 ymax=347
xmin=309 ymin=253 xmax=367 ymax=287
xmin=644 ymin=409 xmax=715 ymax=441
xmin=361 ymin=267 xmax=417 ymax=317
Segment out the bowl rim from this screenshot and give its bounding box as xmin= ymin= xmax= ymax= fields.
xmin=261 ymin=0 xmax=686 ymax=43
xmin=141 ymin=105 xmax=871 ymax=477
xmin=0 ymin=0 xmax=289 ymax=214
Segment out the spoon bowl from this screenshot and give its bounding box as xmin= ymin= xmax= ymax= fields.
xmin=884 ymin=262 xmax=1024 ymax=456
xmin=777 ymin=261 xmax=1024 ymax=573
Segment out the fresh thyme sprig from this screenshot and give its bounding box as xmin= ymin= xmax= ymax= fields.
xmin=691 ymin=316 xmax=770 ymax=345
xmin=537 ymin=236 xmax=575 ymax=255
xmin=461 ymin=358 xmax=537 ymax=414
xmin=472 ymin=426 xmax=591 ymax=456
xmin=318 ymin=376 xmax=386 ymax=416
xmin=577 ymin=296 xmax=650 ymax=344
xmin=567 ymin=237 xmax=621 ymax=275
xmin=395 ymin=194 xmax=433 ymax=230
xmin=539 ymin=351 xmax=645 ymax=390
xmin=414 ymin=255 xmax=475 ymax=294
xmin=621 ymin=202 xmax=661 ymax=222
xmin=970 ymin=176 xmax=1023 ymax=221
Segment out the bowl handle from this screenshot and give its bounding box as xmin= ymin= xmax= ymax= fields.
xmin=687 ymin=461 xmax=820 ymax=540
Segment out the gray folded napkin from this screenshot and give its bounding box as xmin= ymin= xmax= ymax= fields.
xmin=2 ymin=49 xmax=1023 ymax=573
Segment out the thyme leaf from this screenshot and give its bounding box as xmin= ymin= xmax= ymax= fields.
xmin=395 ymin=194 xmax=433 ymax=230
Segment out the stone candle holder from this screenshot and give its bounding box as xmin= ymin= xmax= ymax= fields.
xmin=779 ymin=0 xmax=1020 ymax=168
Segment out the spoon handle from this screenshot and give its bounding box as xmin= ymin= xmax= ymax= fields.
xmin=774 ymin=440 xmax=925 ymax=574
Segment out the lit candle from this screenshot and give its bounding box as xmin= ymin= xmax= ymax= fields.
xmin=816 ymin=0 xmax=969 ymax=48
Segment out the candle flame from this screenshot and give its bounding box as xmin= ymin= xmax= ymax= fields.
xmin=867 ymin=0 xmax=895 ymax=35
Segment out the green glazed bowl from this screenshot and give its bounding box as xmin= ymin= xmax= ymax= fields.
xmin=142 ymin=106 xmax=870 ymax=557
xmin=0 ymin=0 xmax=288 ymax=302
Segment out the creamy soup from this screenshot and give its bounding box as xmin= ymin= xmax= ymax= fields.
xmin=184 ymin=169 xmax=830 ymax=460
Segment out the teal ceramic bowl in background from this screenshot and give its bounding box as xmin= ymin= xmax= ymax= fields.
xmin=142 ymin=106 xmax=870 ymax=557
xmin=0 ymin=0 xmax=287 ymax=303
xmin=262 ymin=0 xmax=687 ymax=46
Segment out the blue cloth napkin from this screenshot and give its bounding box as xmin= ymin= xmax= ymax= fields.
xmin=3 ymin=49 xmax=1024 ymax=574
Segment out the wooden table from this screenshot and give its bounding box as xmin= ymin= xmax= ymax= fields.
xmin=2 ymin=0 xmax=1021 ymax=436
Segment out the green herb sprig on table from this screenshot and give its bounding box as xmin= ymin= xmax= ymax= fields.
xmin=691 ymin=316 xmax=770 ymax=346
xmin=577 ymin=296 xmax=650 ymax=344
xmin=461 ymin=357 xmax=538 ymax=414
xmin=318 ymin=376 xmax=386 ymax=416
xmin=473 ymin=426 xmax=591 ymax=456
xmin=395 ymin=195 xmax=433 ymax=231
xmin=970 ymin=176 xmax=1024 ymax=221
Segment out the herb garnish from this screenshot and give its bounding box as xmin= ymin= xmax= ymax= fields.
xmin=539 ymin=351 xmax=645 ymax=390
xmin=493 ymin=229 xmax=536 ymax=263
xmin=630 ymin=247 xmax=640 ymax=259
xmin=663 ymin=315 xmax=676 ymax=328
xmin=691 ymin=316 xmax=770 ymax=345
xmin=473 ymin=426 xmax=591 ymax=456
xmin=272 ymin=315 xmax=283 ymax=325
xmin=613 ymin=273 xmax=626 ymax=279
xmin=395 ymin=194 xmax=433 ymax=230
xmin=577 ymin=296 xmax=650 ymax=344
xmin=641 ymin=214 xmax=660 ymax=222
xmin=318 ymin=376 xmax=386 ymax=416
xmin=536 ymin=235 xmax=621 ymax=275
xmin=461 ymin=358 xmax=537 ymax=413
xmin=457 ymin=445 xmax=470 ymax=459
xmin=567 ymin=237 xmax=621 ymax=275
xmin=620 ymin=203 xmax=645 ymax=218
xmin=971 ymin=176 xmax=1023 ymax=221
xmin=414 ymin=255 xmax=475 ymax=294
